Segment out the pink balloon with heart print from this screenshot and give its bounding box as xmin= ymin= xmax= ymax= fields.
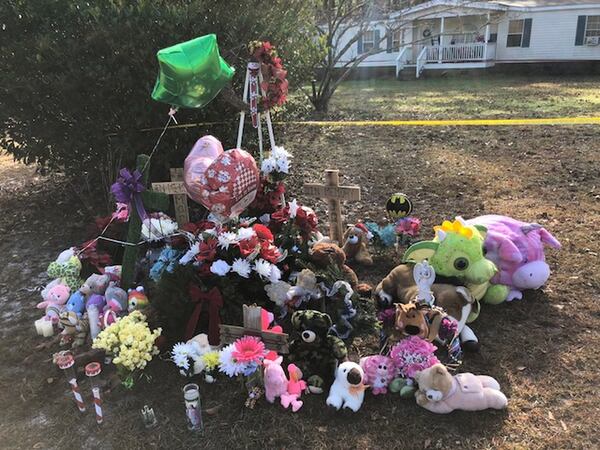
xmin=197 ymin=148 xmax=259 ymax=221
xmin=183 ymin=135 xmax=224 ymax=204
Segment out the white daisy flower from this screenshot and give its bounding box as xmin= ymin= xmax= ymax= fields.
xmin=276 ymin=157 xmax=290 ymax=174
xmin=218 ymin=343 xmax=243 ymax=377
xmin=210 ymin=260 xmax=231 ymax=276
xmin=236 ymin=227 xmax=256 ymax=242
xmin=231 ymin=258 xmax=251 ymax=278
xmin=268 ymin=264 xmax=282 ymax=283
xmin=253 ymin=258 xmax=273 ymax=280
xmin=288 ymin=199 xmax=299 ymax=219
xmin=271 ymin=145 xmax=291 ymax=160
xmin=261 ymin=158 xmax=276 ymax=175
xmin=217 ymin=232 xmax=237 ymax=250
xmin=171 ymin=342 xmax=192 ymax=369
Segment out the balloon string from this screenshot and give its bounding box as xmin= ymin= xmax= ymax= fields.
xmin=141 ymin=108 xmax=177 ymax=174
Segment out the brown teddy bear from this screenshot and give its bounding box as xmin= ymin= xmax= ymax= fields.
xmin=342 ymin=224 xmax=373 ymax=266
xmin=375 ymin=264 xmax=479 ymax=351
xmin=414 ymin=363 xmax=507 ymax=414
xmin=310 ymin=241 xmax=359 ymax=288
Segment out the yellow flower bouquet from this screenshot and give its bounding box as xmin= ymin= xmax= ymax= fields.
xmin=93 ymin=311 xmax=161 ymax=388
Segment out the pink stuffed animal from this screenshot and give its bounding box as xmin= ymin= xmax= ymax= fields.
xmin=414 ymin=364 xmax=507 ymax=414
xmin=281 ymin=364 xmax=307 ymax=412
xmin=360 ymin=355 xmax=397 ymax=395
xmin=263 ymin=356 xmax=288 ymax=404
xmin=466 ymin=215 xmax=560 ymax=303
xmin=37 ymin=284 xmax=70 ymax=310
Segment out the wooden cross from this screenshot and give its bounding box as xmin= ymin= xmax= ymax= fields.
xmin=219 ymin=305 xmax=289 ymax=354
xmin=303 ymin=169 xmax=361 ymax=243
xmin=120 ymin=154 xmax=170 ymax=289
xmin=151 ymin=168 xmax=190 ymax=226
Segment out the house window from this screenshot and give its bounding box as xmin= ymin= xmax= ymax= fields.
xmin=507 ymin=19 xmax=524 ymax=47
xmin=363 ymin=30 xmax=375 ymax=52
xmin=585 ymin=15 xmax=600 ymax=37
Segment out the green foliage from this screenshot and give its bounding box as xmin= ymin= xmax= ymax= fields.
xmin=0 ymin=0 xmax=319 ymax=205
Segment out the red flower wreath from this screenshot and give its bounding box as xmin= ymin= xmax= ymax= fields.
xmin=249 ymin=40 xmax=289 ymax=110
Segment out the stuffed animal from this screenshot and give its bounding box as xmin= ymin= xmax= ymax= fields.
xmin=58 ymin=310 xmax=89 ymax=348
xmin=85 ymin=293 xmax=106 ymax=311
xmin=105 ymin=282 xmax=128 ymax=310
xmin=37 ymin=284 xmax=70 ymax=323
xmin=342 ymin=223 xmax=373 ymax=266
xmin=65 ymin=291 xmax=86 ymax=317
xmin=46 ymin=248 xmax=83 ymax=292
xmin=403 ymin=217 xmax=498 ymax=321
xmin=395 ymin=302 xmax=445 ymax=342
xmin=128 ymin=286 xmax=149 ymax=312
xmin=465 ymin=215 xmax=561 ymax=304
xmin=310 ymin=242 xmax=359 ymax=288
xmin=287 ymin=310 xmax=348 ymax=393
xmin=326 ymin=361 xmax=368 ymax=412
xmin=414 ymin=363 xmax=507 ymax=414
xmin=80 ymin=274 xmax=110 ymax=297
xmin=263 ymin=356 xmax=288 ymax=404
xmin=286 ymin=269 xmax=321 ymax=305
xmin=359 ymin=355 xmax=396 ymax=395
xmin=375 ymin=264 xmax=479 ymax=350
xmin=188 ymin=333 xmax=216 ymax=381
xmin=281 ymin=364 xmax=307 ymax=412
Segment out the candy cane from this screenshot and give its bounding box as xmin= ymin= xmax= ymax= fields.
xmin=68 ymin=378 xmax=86 ymax=412
xmin=91 ymin=387 xmax=103 ymax=424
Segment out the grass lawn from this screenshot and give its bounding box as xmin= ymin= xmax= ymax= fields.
xmin=327 ymin=75 xmax=600 ymax=120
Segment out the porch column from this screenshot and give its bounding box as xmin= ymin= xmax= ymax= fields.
xmin=439 ymin=16 xmax=445 ymax=63
xmin=484 ymin=13 xmax=490 ymax=60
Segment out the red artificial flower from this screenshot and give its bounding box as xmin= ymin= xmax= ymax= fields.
xmin=253 ymin=224 xmax=274 ymax=242
xmin=183 ymin=220 xmax=216 ymax=236
xmin=395 ymin=217 xmax=422 ymax=237
xmin=260 ymin=243 xmax=281 ymax=263
xmin=270 ymin=205 xmax=290 ymax=224
xmin=196 ymin=238 xmax=217 ymax=263
xmin=238 ymin=235 xmax=260 ymax=258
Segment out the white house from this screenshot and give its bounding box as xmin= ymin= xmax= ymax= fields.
xmin=335 ymin=0 xmax=600 ymax=77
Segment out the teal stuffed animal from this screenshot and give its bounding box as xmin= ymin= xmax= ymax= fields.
xmin=402 ymin=218 xmax=497 ymax=322
xmin=47 ymin=248 xmax=83 ymax=292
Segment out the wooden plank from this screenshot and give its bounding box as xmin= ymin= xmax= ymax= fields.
xmin=151 ymin=181 xmax=187 ymax=195
xmin=303 ymin=183 xmax=361 ymax=201
xmin=219 ymin=324 xmax=289 ymax=354
xmin=169 ymin=168 xmax=190 ymax=225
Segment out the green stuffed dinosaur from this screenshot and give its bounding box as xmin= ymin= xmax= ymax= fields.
xmin=402 ymin=218 xmax=498 ymax=322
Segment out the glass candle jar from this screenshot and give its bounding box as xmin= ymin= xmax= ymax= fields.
xmin=183 ymin=383 xmax=203 ymax=432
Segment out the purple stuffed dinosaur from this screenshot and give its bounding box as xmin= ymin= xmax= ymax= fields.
xmin=466 ymin=215 xmax=561 ymax=303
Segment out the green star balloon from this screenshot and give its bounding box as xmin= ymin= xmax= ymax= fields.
xmin=151 ymin=34 xmax=235 ymax=109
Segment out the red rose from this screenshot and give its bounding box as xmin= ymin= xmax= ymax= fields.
xmin=260 ymin=243 xmax=281 ymax=263
xmin=196 ymin=238 xmax=217 ymax=263
xmin=238 ymin=235 xmax=260 ymax=258
xmin=253 ymin=224 xmax=274 ymax=242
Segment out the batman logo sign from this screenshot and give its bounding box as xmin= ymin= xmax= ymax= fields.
xmin=386 ymin=193 xmax=412 ymax=219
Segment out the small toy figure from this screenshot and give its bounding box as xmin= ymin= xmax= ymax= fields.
xmin=281 ymin=364 xmax=307 ymax=412
xmin=263 ymin=356 xmax=288 ymax=404
xmin=414 ymin=364 xmax=507 ymax=414
xmin=342 ymin=223 xmax=373 ymax=266
xmin=326 ymin=361 xmax=368 ymax=412
xmin=58 ymin=311 xmax=89 ymax=348
xmin=128 ymin=286 xmax=149 ymax=312
xmin=360 ymin=355 xmax=396 ymax=395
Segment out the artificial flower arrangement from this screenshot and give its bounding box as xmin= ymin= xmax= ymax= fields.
xmin=250 ymin=146 xmax=292 ymax=215
xmin=387 ymin=336 xmax=440 ymax=398
xmin=248 ymin=40 xmax=288 ymax=110
xmin=92 ymin=310 xmax=162 ymax=388
xmin=365 ymin=216 xmax=422 ymax=251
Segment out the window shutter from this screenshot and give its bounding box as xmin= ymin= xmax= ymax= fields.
xmin=374 ymin=29 xmax=381 ymax=50
xmin=575 ymin=15 xmax=587 ymax=46
xmin=387 ymin=30 xmax=393 ymax=53
xmin=357 ymin=33 xmax=363 ymax=54
xmin=522 ymin=18 xmax=532 ymax=47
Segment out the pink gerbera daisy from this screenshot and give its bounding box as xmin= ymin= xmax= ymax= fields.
xmin=231 ymin=336 xmax=266 ymax=364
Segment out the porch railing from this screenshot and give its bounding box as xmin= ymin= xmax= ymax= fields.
xmin=426 ymin=43 xmax=487 ymax=63
xmin=416 ymin=47 xmax=427 ymax=78
xmin=395 ymin=46 xmax=410 ymax=77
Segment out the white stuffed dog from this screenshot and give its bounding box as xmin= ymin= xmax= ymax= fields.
xmin=326 ymin=361 xmax=368 ymax=412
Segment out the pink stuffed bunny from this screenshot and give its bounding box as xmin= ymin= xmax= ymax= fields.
xmin=263 ymin=356 xmax=288 ymax=404
xmin=37 ymin=284 xmax=70 ymax=310
xmin=281 ymin=364 xmax=307 ymax=412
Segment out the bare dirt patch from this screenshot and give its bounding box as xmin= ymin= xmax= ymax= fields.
xmin=1 ymin=122 xmax=599 ymax=449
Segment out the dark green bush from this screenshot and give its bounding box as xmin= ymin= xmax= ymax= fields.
xmin=0 ymin=0 xmax=320 ymax=206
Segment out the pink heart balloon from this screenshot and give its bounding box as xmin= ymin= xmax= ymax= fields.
xmin=183 ymin=135 xmax=224 ymax=204
xmin=198 ymin=148 xmax=259 ymax=221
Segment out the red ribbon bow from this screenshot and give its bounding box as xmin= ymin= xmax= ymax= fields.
xmin=185 ymin=285 xmax=224 ymax=345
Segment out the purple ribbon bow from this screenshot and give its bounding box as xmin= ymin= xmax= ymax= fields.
xmin=111 ymin=168 xmax=147 ymax=221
